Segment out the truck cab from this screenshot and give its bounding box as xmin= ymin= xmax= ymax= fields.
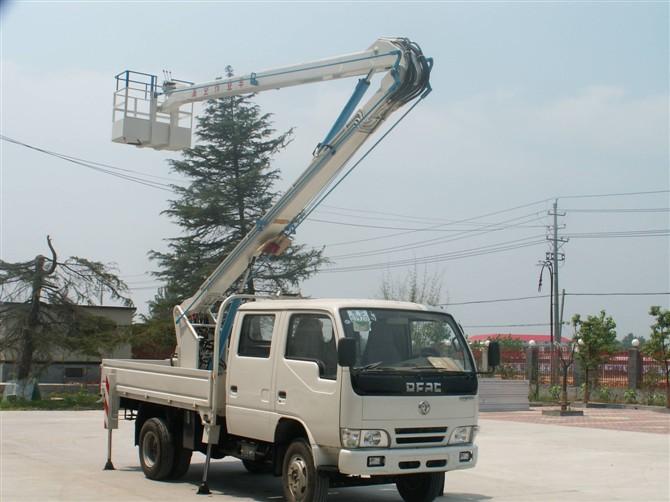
xmin=227 ymin=298 xmax=479 ymax=476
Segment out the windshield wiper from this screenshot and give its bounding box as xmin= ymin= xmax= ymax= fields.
xmin=354 ymin=361 xmax=385 ymax=371
xmin=408 ymin=366 xmax=468 ymax=373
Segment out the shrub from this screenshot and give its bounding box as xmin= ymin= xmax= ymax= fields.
xmin=0 ymin=390 xmax=100 ymax=411
xmin=577 ymin=382 xmax=586 ymax=400
xmin=549 ymin=385 xmax=561 ymax=401
xmin=596 ymin=386 xmax=613 ymax=403
xmin=623 ymin=389 xmax=638 ymax=404
xmin=644 ymin=392 xmax=665 ymax=406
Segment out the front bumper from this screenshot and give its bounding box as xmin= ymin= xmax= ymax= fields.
xmin=337 ymin=444 xmax=478 ymax=476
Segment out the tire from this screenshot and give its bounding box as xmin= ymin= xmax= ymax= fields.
xmin=282 ymin=439 xmax=329 ymax=502
xmin=395 ymin=472 xmax=445 ymax=502
xmin=138 ymin=417 xmax=175 ymax=480
xmin=243 ymin=459 xmax=272 ymax=474
xmin=169 ymin=446 xmax=192 ymax=479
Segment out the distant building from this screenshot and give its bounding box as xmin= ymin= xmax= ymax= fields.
xmin=0 ymin=304 xmax=135 ymax=384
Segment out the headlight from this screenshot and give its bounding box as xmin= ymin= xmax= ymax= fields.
xmin=340 ymin=428 xmax=361 ymax=448
xmin=340 ymin=428 xmax=389 ymax=448
xmin=448 ymin=426 xmax=476 ymax=445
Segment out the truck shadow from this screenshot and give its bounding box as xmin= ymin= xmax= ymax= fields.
xmin=179 ymin=461 xmax=492 ymax=501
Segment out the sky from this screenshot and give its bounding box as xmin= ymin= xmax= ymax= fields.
xmin=1 ymin=1 xmax=668 ymax=340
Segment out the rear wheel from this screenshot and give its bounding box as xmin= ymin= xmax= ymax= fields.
xmin=139 ymin=418 xmax=175 ymax=480
xmin=169 ymin=446 xmax=192 ymax=479
xmin=282 ymin=439 xmax=328 ymax=502
xmin=395 ymin=472 xmax=445 ymax=502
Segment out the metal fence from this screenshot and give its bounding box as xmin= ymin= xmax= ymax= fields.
xmin=485 ymin=346 xmax=667 ymax=390
xmin=597 ymin=351 xmax=629 ymax=388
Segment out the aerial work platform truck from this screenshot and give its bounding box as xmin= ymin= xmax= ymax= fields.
xmin=103 ymin=37 xmax=500 ymax=502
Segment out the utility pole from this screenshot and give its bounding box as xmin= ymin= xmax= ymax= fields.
xmin=547 ymin=200 xmax=568 ymax=342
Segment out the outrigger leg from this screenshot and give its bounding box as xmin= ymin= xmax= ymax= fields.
xmin=197 ymin=443 xmax=213 ymax=494
xmin=103 ymin=427 xmax=115 ymax=470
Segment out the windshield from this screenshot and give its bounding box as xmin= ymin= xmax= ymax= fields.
xmin=339 ymin=308 xmax=474 ymax=373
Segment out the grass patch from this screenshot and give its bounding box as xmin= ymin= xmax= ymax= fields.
xmin=0 ymin=390 xmax=102 ymax=411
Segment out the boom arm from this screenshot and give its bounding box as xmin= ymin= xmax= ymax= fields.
xmin=158 ymin=42 xmax=401 ymax=113
xmin=175 ymin=38 xmax=430 ymax=316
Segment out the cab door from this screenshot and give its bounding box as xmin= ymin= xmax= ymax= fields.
xmin=274 ymin=311 xmax=341 ymax=447
xmin=226 ymin=311 xmax=279 ymax=442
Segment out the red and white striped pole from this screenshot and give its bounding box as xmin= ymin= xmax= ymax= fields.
xmin=102 ymin=371 xmax=118 ymax=470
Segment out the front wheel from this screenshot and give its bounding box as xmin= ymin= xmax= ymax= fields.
xmin=282 ymin=439 xmax=329 ymax=502
xmin=396 ymin=472 xmax=445 ymax=502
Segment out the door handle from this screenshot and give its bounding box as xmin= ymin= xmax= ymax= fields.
xmin=278 ymin=390 xmax=287 ymax=399
xmin=230 ymin=385 xmax=238 ymax=393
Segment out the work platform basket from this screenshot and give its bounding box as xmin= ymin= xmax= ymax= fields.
xmin=112 ymin=71 xmax=193 ymax=151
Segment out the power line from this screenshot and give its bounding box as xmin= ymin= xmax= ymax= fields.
xmin=316 ymin=206 xmax=542 ymax=228
xmin=443 ymin=291 xmax=670 ymax=306
xmin=566 ymin=229 xmax=669 ymax=239
xmin=322 ymin=190 xmax=669 ymax=222
xmin=559 ymin=189 xmax=670 ymax=199
xmin=566 ymin=208 xmax=670 ymax=213
xmin=307 ymin=217 xmax=545 ymax=232
xmin=445 ymin=295 xmax=551 ymax=306
xmin=322 ymin=236 xmax=546 ymax=273
xmin=1 ymin=134 xmax=182 ymax=192
xmin=319 ymin=199 xmax=553 ymax=248
xmin=568 ymin=292 xmax=670 ymax=297
xmin=327 ymin=212 xmax=547 ymax=260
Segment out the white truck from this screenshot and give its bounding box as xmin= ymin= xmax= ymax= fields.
xmin=102 ymin=38 xmax=500 ymax=502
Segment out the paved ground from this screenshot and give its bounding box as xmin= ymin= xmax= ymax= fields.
xmin=1 ymin=410 xmax=668 ymax=501
xmin=488 ymin=406 xmax=670 ymax=434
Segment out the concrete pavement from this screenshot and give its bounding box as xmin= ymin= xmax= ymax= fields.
xmin=0 ymin=410 xmax=668 ymax=501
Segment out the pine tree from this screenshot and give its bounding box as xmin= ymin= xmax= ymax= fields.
xmin=148 ymin=90 xmax=327 ymax=322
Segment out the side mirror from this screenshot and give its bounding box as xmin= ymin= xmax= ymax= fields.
xmin=337 ymin=338 xmax=357 ymax=368
xmin=488 ymin=341 xmax=501 ymax=369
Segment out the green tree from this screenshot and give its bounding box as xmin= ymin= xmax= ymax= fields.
xmin=0 ymin=236 xmax=132 ymax=395
xmin=379 ymin=265 xmax=445 ymax=305
xmin=147 ymin=90 xmax=327 ymax=350
xmin=572 ymin=310 xmax=617 ymax=403
xmin=643 ymin=306 xmax=670 ymax=408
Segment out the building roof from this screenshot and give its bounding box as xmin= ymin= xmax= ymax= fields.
xmin=468 ymin=333 xmax=570 ymax=344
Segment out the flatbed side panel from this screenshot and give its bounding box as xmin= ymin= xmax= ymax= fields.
xmin=102 ymin=359 xmax=214 ymax=413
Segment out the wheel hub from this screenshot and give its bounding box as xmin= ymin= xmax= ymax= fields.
xmin=287 ymin=454 xmax=308 ymax=499
xmin=142 ymin=431 xmax=158 ymax=469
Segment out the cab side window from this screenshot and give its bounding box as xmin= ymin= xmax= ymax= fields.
xmin=238 ymin=314 xmax=275 ymax=358
xmin=285 ymin=314 xmax=337 ymax=380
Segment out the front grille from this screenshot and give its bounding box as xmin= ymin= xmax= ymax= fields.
xmin=394 ymin=426 xmax=448 ymax=447
xmin=397 ymin=436 xmax=444 ymax=444
xmin=396 ymin=427 xmax=447 ymax=435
